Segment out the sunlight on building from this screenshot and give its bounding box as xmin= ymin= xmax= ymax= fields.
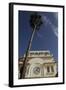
xmin=18 ymin=51 xmax=58 ymax=79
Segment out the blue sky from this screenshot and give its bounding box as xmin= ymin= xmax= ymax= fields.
xmin=18 ymin=11 xmax=58 ymax=61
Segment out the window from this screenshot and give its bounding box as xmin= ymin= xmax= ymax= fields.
xmin=47 ymin=66 xmax=50 ymax=72
xmin=51 ymin=66 xmax=54 ymax=72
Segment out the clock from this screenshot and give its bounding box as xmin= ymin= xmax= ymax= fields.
xmin=33 ymin=67 xmax=40 ymax=75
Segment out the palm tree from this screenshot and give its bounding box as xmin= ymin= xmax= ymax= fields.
xmin=21 ymin=12 xmax=43 ymax=78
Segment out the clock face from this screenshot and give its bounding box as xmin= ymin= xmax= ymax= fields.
xmin=33 ymin=67 xmax=40 ymax=75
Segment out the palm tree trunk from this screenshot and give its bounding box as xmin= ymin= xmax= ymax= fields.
xmin=21 ymin=26 xmax=36 ymax=78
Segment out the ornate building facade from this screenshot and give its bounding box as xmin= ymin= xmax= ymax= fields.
xmin=19 ymin=51 xmax=57 ymax=79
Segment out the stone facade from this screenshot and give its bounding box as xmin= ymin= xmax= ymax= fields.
xmin=19 ymin=51 xmax=57 ymax=79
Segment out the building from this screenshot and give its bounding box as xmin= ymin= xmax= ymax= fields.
xmin=18 ymin=51 xmax=57 ymax=79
